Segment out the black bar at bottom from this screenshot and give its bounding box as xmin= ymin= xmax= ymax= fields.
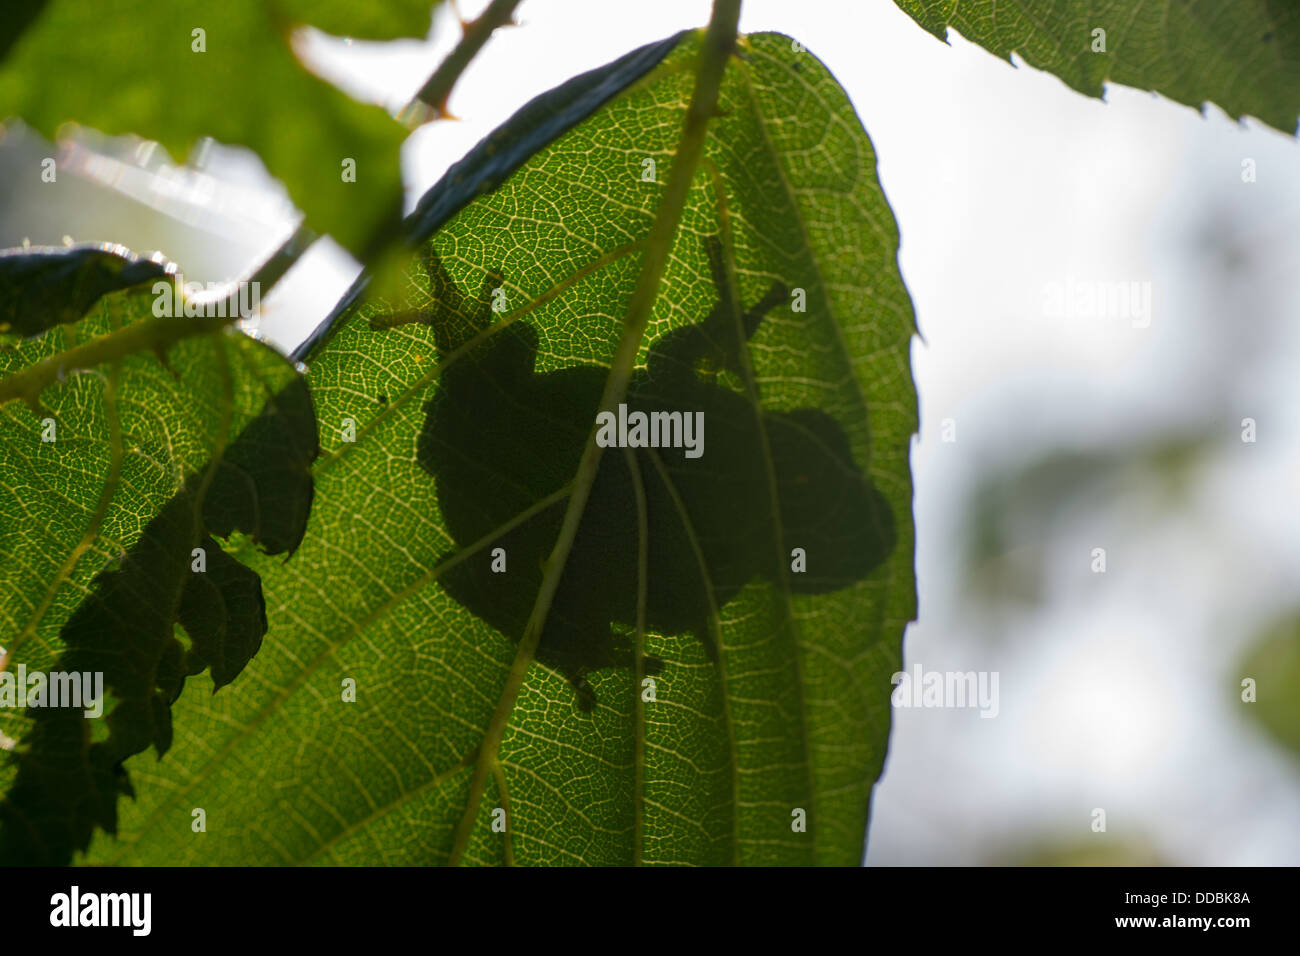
xmin=5 ymin=864 xmax=1282 ymax=941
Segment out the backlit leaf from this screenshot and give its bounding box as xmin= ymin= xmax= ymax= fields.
xmin=81 ymin=30 xmax=917 ymax=866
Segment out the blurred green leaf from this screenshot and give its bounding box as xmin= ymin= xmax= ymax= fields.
xmin=277 ymin=0 xmax=437 ymax=41
xmin=0 ymin=1 xmax=441 ymax=258
xmin=961 ymin=435 xmax=1211 ymax=610
xmin=1007 ymin=836 xmax=1169 ymax=866
xmin=1240 ymin=618 xmax=1300 ymax=758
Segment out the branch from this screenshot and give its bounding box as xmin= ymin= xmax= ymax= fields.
xmin=402 ymin=0 xmax=525 ymax=126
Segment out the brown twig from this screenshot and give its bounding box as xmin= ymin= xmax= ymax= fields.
xmin=403 ymin=0 xmax=524 ymax=126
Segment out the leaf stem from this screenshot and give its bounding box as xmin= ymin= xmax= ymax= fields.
xmin=404 ymin=0 xmax=525 ymax=125
xmin=0 ymin=312 xmax=231 ymax=412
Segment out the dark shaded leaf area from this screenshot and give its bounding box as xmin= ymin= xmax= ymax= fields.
xmin=0 ymin=245 xmax=173 ymax=339
xmin=0 ymin=378 xmax=317 ymax=865
xmin=401 ymin=243 xmax=895 ymax=709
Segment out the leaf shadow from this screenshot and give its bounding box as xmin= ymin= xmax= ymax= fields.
xmin=0 ymin=375 xmax=317 ymax=866
xmin=404 ymin=241 xmax=896 ymax=710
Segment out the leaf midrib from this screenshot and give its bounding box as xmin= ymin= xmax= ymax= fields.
xmin=444 ymin=1 xmax=742 ymax=866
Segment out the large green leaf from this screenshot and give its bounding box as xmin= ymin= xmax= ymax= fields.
xmin=74 ymin=28 xmax=916 ymax=866
xmin=0 ymin=0 xmax=440 ymax=258
xmin=895 ymin=0 xmax=1300 ymax=135
xmin=0 ymin=262 xmax=317 ymax=865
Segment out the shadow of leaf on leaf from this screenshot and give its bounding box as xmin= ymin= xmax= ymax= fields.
xmin=404 ymin=242 xmax=895 ymax=709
